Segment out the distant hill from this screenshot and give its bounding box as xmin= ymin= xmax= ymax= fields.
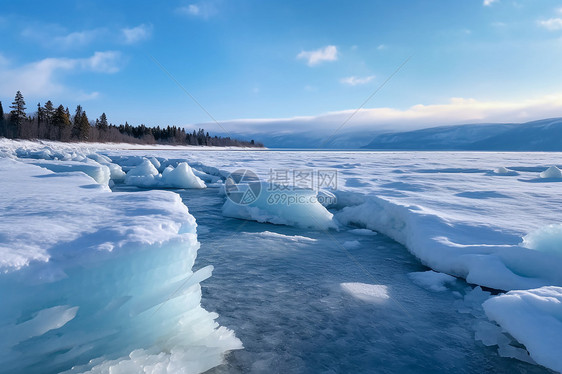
xmin=362 ymin=118 xmax=562 ymax=151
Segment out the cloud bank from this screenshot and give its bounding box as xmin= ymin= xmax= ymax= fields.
xmin=198 ymin=94 xmax=562 ymax=135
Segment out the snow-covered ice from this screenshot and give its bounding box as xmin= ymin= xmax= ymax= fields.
xmin=1 ymin=140 xmax=561 ymax=373
xmin=125 ymin=159 xmax=206 ymax=189
xmin=222 ymin=182 xmax=337 ymax=230
xmin=483 ymin=287 xmax=562 ymax=373
xmin=0 ymin=146 xmax=240 ymax=373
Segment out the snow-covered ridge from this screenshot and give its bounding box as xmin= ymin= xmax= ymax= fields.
xmin=0 ymin=144 xmax=241 ymax=373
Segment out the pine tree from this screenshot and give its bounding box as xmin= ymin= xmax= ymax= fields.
xmin=72 ymin=105 xmax=83 ymax=139
xmin=9 ymin=91 xmax=26 ymax=138
xmin=42 ymin=100 xmax=55 ymax=138
xmin=78 ymin=111 xmax=90 ymax=141
xmin=96 ymin=113 xmax=108 ymax=131
xmin=43 ymin=100 xmax=55 ymax=124
xmin=53 ymin=105 xmax=71 ymax=140
xmin=36 ymin=103 xmax=43 ymax=125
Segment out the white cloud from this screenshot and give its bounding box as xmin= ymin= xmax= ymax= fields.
xmin=82 ymin=51 xmax=122 ymax=73
xmin=122 ymin=24 xmax=152 ymax=44
xmin=483 ymin=0 xmax=498 ymax=6
xmin=0 ymin=51 xmax=122 ymax=98
xmin=377 ymin=44 xmax=387 ymax=50
xmin=205 ymin=94 xmax=562 ymax=134
xmin=340 ymin=75 xmax=375 ymax=86
xmin=297 ymin=45 xmax=338 ymax=66
xmin=538 ymin=18 xmax=562 ymax=31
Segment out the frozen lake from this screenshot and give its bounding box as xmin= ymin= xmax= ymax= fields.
xmin=2 ymin=141 xmax=560 ymax=373
xmin=116 ymin=184 xmax=550 ymax=373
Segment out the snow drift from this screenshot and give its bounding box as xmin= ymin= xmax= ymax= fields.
xmin=335 ymin=194 xmax=562 ymax=291
xmin=0 ymin=158 xmax=240 ymax=373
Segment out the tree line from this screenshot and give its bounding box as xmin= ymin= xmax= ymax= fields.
xmin=0 ymin=91 xmax=262 ymax=147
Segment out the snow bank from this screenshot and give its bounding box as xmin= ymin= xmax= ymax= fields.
xmin=0 ymin=142 xmax=126 ymax=185
xmin=0 ymin=158 xmax=240 ymax=373
xmin=222 ymin=182 xmax=337 ymax=230
xmin=539 ymin=165 xmax=562 ymax=179
xmin=483 ymin=287 xmax=562 ymax=373
xmin=335 ymin=195 xmax=562 ymax=291
xmin=124 ymin=159 xmax=206 ymax=189
xmin=29 ymin=159 xmax=111 ymax=185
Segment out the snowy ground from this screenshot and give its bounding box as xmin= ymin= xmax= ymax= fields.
xmin=1 ymin=140 xmax=561 ymax=373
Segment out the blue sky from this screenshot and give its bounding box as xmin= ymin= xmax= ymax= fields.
xmin=1 ymin=0 xmax=562 ymax=133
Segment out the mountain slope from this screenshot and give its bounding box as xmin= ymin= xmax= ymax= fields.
xmin=362 ymin=118 xmax=562 ymax=151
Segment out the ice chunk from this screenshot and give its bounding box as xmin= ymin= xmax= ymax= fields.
xmin=124 ymin=158 xmax=160 ymax=187
xmin=483 ymin=287 xmax=562 ymax=373
xmin=408 ymin=270 xmax=456 ymax=292
xmin=522 ymin=224 xmax=562 ymax=256
xmin=161 ymin=162 xmax=207 ymax=189
xmin=125 ymin=160 xmax=206 ymax=189
xmin=539 ymin=165 xmax=562 ymax=179
xmin=0 ymin=158 xmax=241 ymax=373
xmin=222 ymin=183 xmax=337 ymax=230
xmin=107 ymin=163 xmax=126 ymax=183
xmin=192 ymin=168 xmax=221 ymax=183
xmin=341 ymin=282 xmax=389 ymax=303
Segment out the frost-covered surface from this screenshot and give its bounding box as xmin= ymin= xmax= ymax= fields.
xmin=101 ymin=147 xmax=562 ymax=373
xmin=94 ymin=147 xmax=562 ymax=293
xmin=2 ymin=140 xmax=561 ymax=373
xmin=0 ymin=144 xmax=241 ymax=373
xmin=137 ymin=149 xmax=562 ymax=292
xmin=483 ymin=287 xmax=562 ymax=373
